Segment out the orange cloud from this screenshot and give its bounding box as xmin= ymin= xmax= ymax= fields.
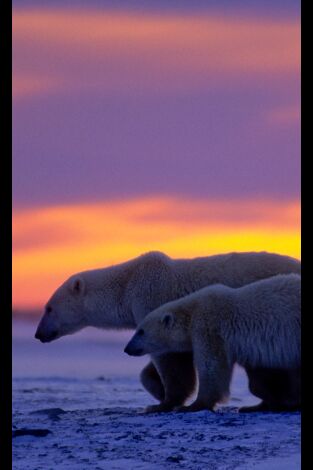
xmin=13 ymin=196 xmax=300 ymax=310
xmin=13 ymin=9 xmax=300 ymax=99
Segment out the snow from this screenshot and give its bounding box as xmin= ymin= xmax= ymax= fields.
xmin=13 ymin=319 xmax=301 ymax=469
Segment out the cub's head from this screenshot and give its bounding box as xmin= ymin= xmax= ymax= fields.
xmin=35 ymin=275 xmax=88 ymax=343
xmin=124 ymin=308 xmax=191 ymax=357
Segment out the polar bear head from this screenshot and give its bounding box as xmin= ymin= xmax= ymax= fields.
xmin=34 ymin=275 xmax=90 ymax=343
xmin=34 ymin=251 xmax=173 ymax=343
xmin=34 ymin=266 xmax=130 ymax=343
xmin=124 ymin=306 xmax=192 ymax=356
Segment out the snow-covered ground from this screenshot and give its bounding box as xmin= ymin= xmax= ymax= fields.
xmin=13 ymin=319 xmax=301 ymax=469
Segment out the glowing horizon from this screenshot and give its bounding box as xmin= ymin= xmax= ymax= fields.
xmin=13 ymin=196 xmax=300 ymax=311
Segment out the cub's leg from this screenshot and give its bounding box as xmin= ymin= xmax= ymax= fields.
xmin=143 ymin=352 xmax=196 ymax=413
xmin=240 ymin=367 xmax=301 ymax=412
xmin=140 ymin=361 xmax=164 ymax=402
xmin=176 ymin=336 xmax=233 ymax=413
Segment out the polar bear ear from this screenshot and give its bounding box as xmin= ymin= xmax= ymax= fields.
xmin=161 ymin=312 xmax=174 ymax=328
xmin=70 ymin=277 xmax=85 ymax=296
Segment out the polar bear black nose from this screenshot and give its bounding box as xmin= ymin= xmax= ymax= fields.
xmin=34 ymin=327 xmax=58 ymax=343
xmin=35 ymin=329 xmax=46 ymax=342
xmin=124 ymin=343 xmax=143 ymax=356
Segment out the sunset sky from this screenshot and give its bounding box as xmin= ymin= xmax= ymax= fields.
xmin=13 ymin=0 xmax=300 ymax=311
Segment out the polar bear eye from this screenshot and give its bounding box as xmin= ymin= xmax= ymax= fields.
xmin=46 ymin=306 xmax=52 ymax=314
xmin=137 ymin=329 xmax=144 ymax=336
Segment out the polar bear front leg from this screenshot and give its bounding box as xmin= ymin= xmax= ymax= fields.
xmin=175 ymin=371 xmax=215 ymax=412
xmin=176 ymin=338 xmax=233 ymax=413
xmin=175 ymin=364 xmax=219 ymax=412
xmin=143 ymin=352 xmax=196 ymax=413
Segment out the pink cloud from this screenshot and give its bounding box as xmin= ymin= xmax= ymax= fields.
xmin=266 ymin=105 xmax=300 ymax=126
xmin=13 ymin=9 xmax=300 ymax=99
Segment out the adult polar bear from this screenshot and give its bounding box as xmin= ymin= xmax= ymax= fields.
xmin=124 ymin=274 xmax=301 ymax=412
xmin=35 ymin=251 xmax=301 ymax=412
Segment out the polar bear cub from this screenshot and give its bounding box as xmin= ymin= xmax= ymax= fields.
xmin=124 ymin=274 xmax=301 ymax=412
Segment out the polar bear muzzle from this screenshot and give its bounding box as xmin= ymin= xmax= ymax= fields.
xmin=34 ymin=326 xmax=59 ymax=343
xmin=34 ymin=309 xmax=60 ymax=343
xmin=124 ymin=338 xmax=144 ymax=356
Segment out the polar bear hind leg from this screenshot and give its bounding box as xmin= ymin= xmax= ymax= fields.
xmin=240 ymin=368 xmax=301 ymax=412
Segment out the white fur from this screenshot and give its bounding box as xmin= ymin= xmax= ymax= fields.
xmin=35 ymin=251 xmax=300 ymax=343
xmin=126 ymin=274 xmax=301 ymax=410
xmin=184 ymin=274 xmax=301 ymax=370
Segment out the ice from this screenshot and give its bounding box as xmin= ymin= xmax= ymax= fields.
xmin=13 ymin=319 xmax=301 ymax=469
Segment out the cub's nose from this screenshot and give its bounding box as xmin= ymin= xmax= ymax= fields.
xmin=124 ymin=343 xmax=143 ymax=356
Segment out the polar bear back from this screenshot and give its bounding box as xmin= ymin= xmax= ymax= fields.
xmin=173 ymin=251 xmax=300 ymax=296
xmin=219 ymin=274 xmax=301 ymax=370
